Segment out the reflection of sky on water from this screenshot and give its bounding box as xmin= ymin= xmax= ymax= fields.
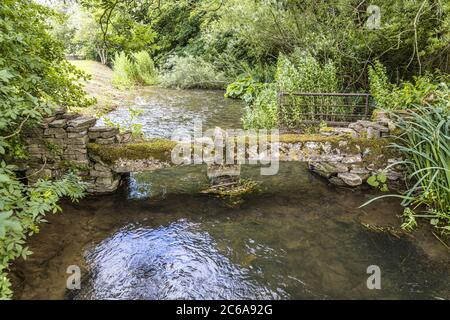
xmin=77 ymin=220 xmax=283 ymax=300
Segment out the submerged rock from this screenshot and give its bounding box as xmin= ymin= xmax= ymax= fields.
xmin=337 ymin=172 xmax=363 ymax=187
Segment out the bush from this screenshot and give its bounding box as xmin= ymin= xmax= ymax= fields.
xmin=132 ymin=51 xmax=158 ymax=85
xmin=112 ymin=51 xmax=158 ymax=89
xmin=242 ymin=49 xmax=340 ymax=129
xmin=242 ymin=84 xmax=278 ymax=129
xmin=112 ymin=52 xmax=137 ymax=89
xmin=369 ymin=61 xmax=450 ymax=110
xmin=160 ymin=55 xmax=228 ymax=89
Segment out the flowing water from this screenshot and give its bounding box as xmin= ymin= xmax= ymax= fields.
xmin=12 ymin=88 xmax=450 ymax=300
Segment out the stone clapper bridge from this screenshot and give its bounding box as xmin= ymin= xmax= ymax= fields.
xmin=20 ymin=108 xmax=403 ymax=194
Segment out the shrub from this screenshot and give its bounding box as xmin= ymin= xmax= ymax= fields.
xmin=132 ymin=51 xmax=158 ymax=85
xmin=112 ymin=52 xmax=137 ymax=89
xmin=242 ymin=49 xmax=340 ymax=129
xmin=160 ymin=55 xmax=228 ymax=89
xmin=112 ymin=51 xmax=159 ymax=89
xmin=368 ymin=61 xmax=394 ymax=110
xmin=242 ymin=84 xmax=278 ymax=129
xmin=369 ymin=61 xmax=449 ymax=110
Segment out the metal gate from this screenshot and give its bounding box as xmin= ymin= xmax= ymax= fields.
xmin=278 ymin=92 xmax=372 ymax=128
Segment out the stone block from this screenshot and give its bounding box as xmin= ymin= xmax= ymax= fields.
xmin=49 ymin=119 xmax=67 ymax=128
xmin=350 ymin=165 xmax=371 ymax=180
xmin=366 ymin=127 xmax=381 ymax=139
xmin=341 ymin=155 xmax=362 ymax=164
xmin=68 ymin=116 xmax=96 ymax=128
xmin=337 ymin=172 xmax=363 ymax=186
xmin=94 ymin=163 xmax=111 ymax=171
xmin=90 ymin=170 xmax=113 ymax=178
xmin=329 ymin=176 xmax=346 ymax=187
xmin=68 ymin=131 xmax=87 ymax=138
xmin=60 ymin=112 xmax=80 ymax=120
xmin=67 ymin=136 xmax=89 ymax=145
xmin=44 ymin=128 xmax=66 ymax=138
xmin=95 ymin=137 xmax=116 ymax=145
xmin=309 ymin=161 xmax=349 ymax=178
xmin=88 ymin=127 xmax=119 ymax=139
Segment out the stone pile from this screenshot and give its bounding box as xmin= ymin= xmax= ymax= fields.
xmin=319 ymin=116 xmax=392 ymax=140
xmin=20 ymin=108 xmax=132 ymax=193
xmin=21 ymin=108 xmax=93 ymax=182
xmin=86 ymin=126 xmax=133 ymax=193
xmin=309 ymin=115 xmax=403 ymax=187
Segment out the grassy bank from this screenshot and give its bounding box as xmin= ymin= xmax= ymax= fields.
xmin=69 ymin=60 xmax=129 ymax=116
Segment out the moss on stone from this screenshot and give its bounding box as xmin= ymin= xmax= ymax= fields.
xmin=87 ymin=134 xmax=400 ymax=169
xmin=60 ymin=160 xmax=90 ymax=172
xmin=87 ymin=139 xmax=177 ymax=164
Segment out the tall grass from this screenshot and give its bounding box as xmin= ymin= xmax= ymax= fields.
xmin=132 ymin=51 xmax=158 ymax=85
xmin=363 ymin=104 xmax=450 ymax=233
xmin=112 ymin=52 xmax=137 ymax=89
xmin=112 ymin=51 xmax=158 ymax=89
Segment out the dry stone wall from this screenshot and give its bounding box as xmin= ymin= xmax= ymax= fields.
xmin=20 ymin=108 xmax=130 ymax=193
xmin=18 ymin=108 xmax=404 ymax=194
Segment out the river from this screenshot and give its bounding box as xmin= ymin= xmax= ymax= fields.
xmin=12 ymin=88 xmax=450 ymax=299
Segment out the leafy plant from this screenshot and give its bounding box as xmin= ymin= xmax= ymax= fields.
xmin=160 ymin=55 xmax=228 ymax=89
xmin=0 ymin=163 xmax=87 ymax=299
xmin=242 ymin=49 xmax=340 ymax=129
xmin=367 ymin=173 xmax=389 ymax=192
xmin=368 ymin=61 xmax=394 ymax=110
xmin=132 ymin=51 xmax=158 ymax=85
xmin=112 ymin=52 xmax=138 ymax=89
xmin=0 ymin=0 xmax=92 ymax=298
xmin=362 ymin=104 xmax=450 ymax=234
xmin=225 ymin=76 xmax=265 ymax=104
xmin=242 ymin=84 xmax=278 ymax=129
xmin=369 ymin=61 xmax=449 ymax=110
xmin=103 ymin=107 xmax=144 ymax=139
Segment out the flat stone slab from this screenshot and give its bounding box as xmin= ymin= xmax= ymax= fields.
xmin=89 ymin=126 xmax=115 ymax=132
xmin=49 ymin=119 xmax=67 ymax=128
xmin=67 ymin=116 xmax=96 ymax=129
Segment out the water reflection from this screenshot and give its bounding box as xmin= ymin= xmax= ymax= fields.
xmin=75 ymin=220 xmax=282 ymax=300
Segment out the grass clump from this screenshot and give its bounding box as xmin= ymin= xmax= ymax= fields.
xmin=132 ymin=51 xmax=158 ymax=85
xmin=112 ymin=51 xmax=158 ymax=89
xmin=362 ymin=105 xmax=450 ymax=234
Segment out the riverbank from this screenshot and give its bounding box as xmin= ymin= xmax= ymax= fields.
xmin=69 ymin=60 xmax=129 ymax=116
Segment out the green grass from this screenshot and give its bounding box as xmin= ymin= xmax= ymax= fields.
xmin=70 ymin=60 xmax=128 ymax=116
